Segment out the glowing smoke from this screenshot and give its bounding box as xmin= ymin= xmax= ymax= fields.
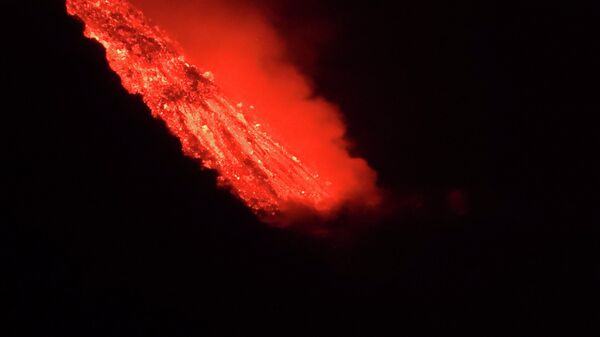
xmin=131 ymin=0 xmax=379 ymax=209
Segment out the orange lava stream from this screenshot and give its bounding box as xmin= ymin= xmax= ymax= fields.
xmin=66 ymin=0 xmax=336 ymax=216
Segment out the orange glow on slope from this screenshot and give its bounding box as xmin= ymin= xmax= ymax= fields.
xmin=66 ymin=0 xmax=379 ymax=222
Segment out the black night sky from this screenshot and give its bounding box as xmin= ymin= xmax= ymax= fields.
xmin=11 ymin=0 xmax=598 ymax=335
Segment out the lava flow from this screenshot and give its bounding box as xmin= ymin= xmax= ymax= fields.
xmin=66 ymin=0 xmax=378 ymax=221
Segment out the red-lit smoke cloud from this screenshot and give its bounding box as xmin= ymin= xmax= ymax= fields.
xmin=130 ymin=0 xmax=379 ymax=216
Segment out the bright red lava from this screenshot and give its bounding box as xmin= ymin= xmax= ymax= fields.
xmin=66 ymin=0 xmax=378 ymax=222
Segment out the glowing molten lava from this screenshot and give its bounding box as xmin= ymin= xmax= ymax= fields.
xmin=66 ymin=0 xmax=378 ymax=220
